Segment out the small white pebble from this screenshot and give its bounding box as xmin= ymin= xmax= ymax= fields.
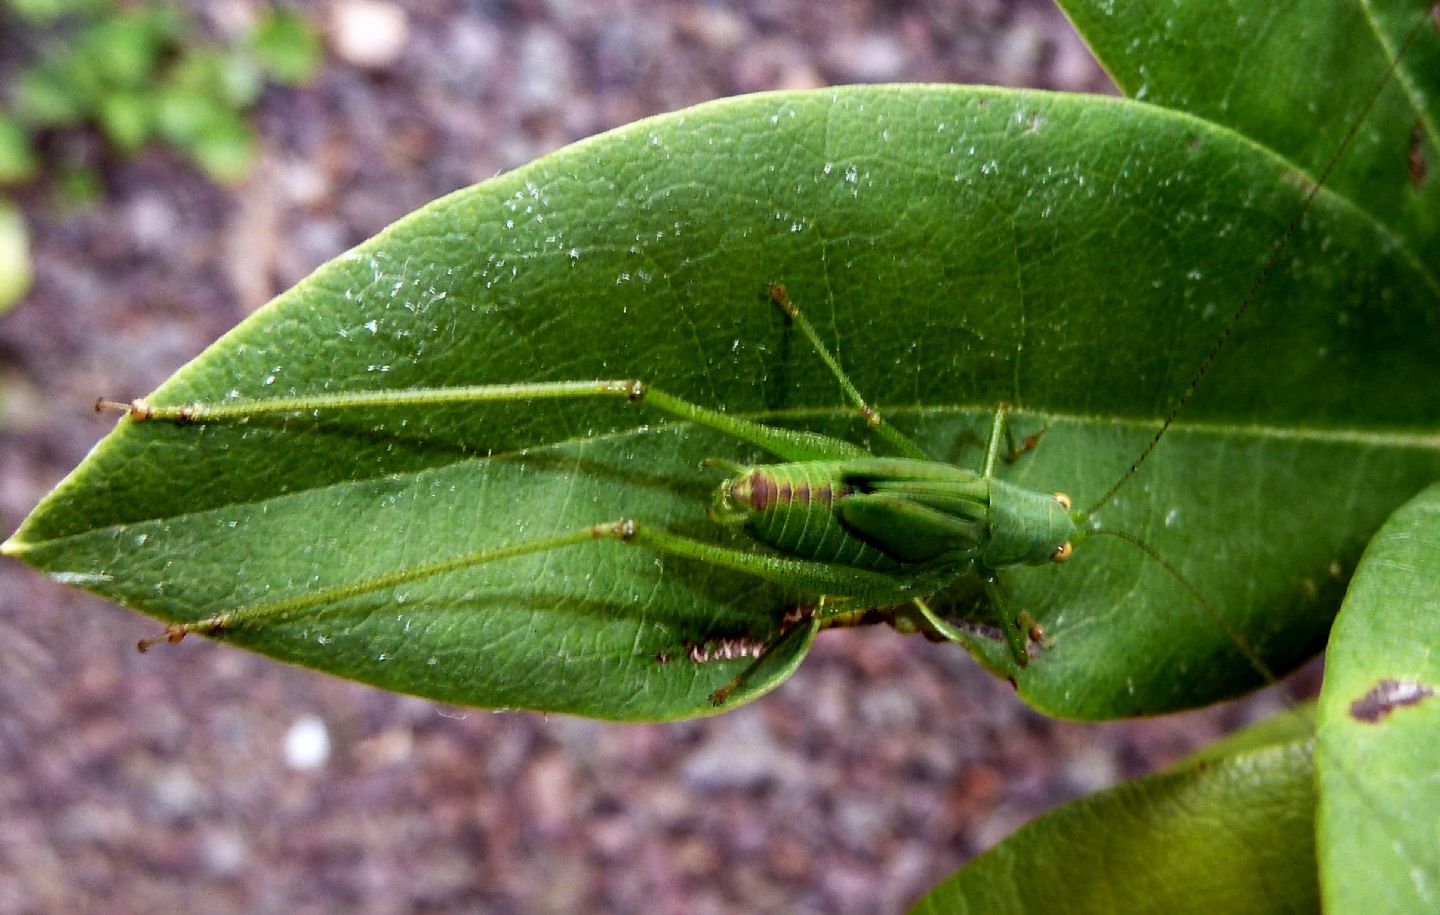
xmin=200 ymin=827 xmax=249 ymax=878
xmin=330 ymin=0 xmax=409 ymax=70
xmin=283 ymin=714 xmax=331 ymax=771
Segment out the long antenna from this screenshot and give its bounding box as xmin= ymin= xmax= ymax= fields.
xmin=1085 ymin=15 xmax=1431 ymax=517
xmin=1087 ymin=528 xmax=1279 ymax=686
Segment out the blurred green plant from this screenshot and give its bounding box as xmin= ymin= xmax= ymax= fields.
xmin=0 ymin=0 xmax=322 ymax=312
xmin=0 ymin=197 xmax=29 ymax=309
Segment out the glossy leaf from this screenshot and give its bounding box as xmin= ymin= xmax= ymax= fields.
xmin=1059 ymin=0 xmax=1440 ymax=255
xmin=0 ymin=115 xmax=39 ymax=184
xmin=1317 ymin=483 xmax=1440 ymax=914
xmin=250 ymin=8 xmax=323 ymax=87
xmin=910 ymin=729 xmax=1318 ymax=915
xmin=5 ymin=16 xmax=1440 ymax=719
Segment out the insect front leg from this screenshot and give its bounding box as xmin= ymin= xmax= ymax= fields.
xmin=928 ymin=402 xmax=1045 ymax=471
xmin=981 ymin=403 xmax=1049 ymax=477
xmin=981 ymin=573 xmax=1033 ymax=667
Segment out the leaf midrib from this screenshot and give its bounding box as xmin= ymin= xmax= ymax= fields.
xmin=7 ymin=403 xmax=1438 ymax=554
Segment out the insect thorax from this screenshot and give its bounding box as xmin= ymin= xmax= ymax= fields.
xmin=980 ymin=478 xmax=1077 ymax=570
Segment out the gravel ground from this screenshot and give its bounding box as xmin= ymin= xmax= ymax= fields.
xmin=0 ymin=3 xmax=1309 ymax=913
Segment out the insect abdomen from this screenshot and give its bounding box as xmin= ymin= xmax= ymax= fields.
xmin=713 ymin=462 xmax=901 ymax=571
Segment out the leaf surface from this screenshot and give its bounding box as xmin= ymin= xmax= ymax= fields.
xmin=910 ymin=728 xmax=1319 ymax=915
xmin=5 ymin=50 xmax=1439 ymax=719
xmin=1059 ymin=0 xmax=1440 ymax=256
xmin=1317 ymin=483 xmax=1440 ymax=914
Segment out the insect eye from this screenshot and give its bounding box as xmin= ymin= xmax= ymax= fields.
xmin=1051 ymin=542 xmax=1073 ymax=563
xmin=1053 ymin=492 xmax=1071 ymax=511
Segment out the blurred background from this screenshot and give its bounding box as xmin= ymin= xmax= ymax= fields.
xmin=0 ymin=2 xmax=1295 ymax=912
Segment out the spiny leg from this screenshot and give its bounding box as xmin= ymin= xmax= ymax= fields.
xmin=769 ymin=283 xmax=930 ymax=461
xmin=138 ymin=522 xmax=636 ymax=649
xmin=138 ymin=517 xmax=918 ymax=650
xmin=98 ymin=377 xmax=867 ymax=464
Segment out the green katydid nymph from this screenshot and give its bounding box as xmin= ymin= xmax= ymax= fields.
xmin=104 ymin=282 xmax=1093 ymax=704
xmin=12 ymin=6 xmax=1438 ymax=721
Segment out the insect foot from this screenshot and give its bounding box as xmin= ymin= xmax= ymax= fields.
xmin=593 ymin=519 xmax=638 ymax=541
xmin=136 ymin=622 xmax=190 ymax=652
xmin=95 ymin=398 xmax=197 ymax=424
xmin=136 ymin=617 xmax=226 ymax=652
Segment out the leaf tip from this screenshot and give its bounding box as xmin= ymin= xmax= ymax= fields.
xmin=0 ymin=534 xmax=27 ymax=559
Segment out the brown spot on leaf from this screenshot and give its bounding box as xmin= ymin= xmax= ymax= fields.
xmin=1349 ymin=678 xmax=1434 ymax=723
xmin=1282 ymin=168 xmax=1318 ymax=192
xmin=1410 ymin=120 xmax=1429 ymax=188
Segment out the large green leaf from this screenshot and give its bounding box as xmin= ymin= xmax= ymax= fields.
xmin=1058 ymin=0 xmax=1440 ymax=255
xmin=1317 ymin=483 xmax=1440 ymax=913
xmin=910 ymin=726 xmax=1319 ymax=915
xmin=4 ymin=12 xmax=1439 ymax=720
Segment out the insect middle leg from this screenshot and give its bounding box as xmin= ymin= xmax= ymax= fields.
xmin=139 ymin=517 xmax=926 ymax=651
xmin=706 ymin=596 xmax=932 ymax=706
xmin=981 ymin=402 xmax=1048 ymax=477
xmin=768 ymin=283 xmax=931 ymax=461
